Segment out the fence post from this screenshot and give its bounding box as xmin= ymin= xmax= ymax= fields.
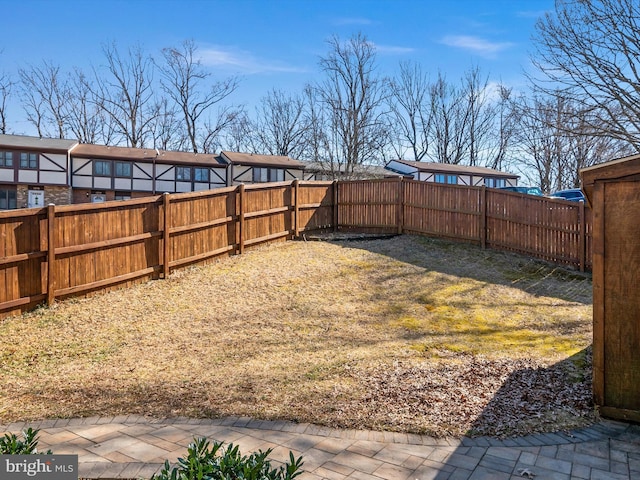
xmin=332 ymin=180 xmax=339 ymax=232
xmin=397 ymin=176 xmax=404 ymax=234
xmin=46 ymin=203 xmax=56 ymax=306
xmin=480 ymin=186 xmax=487 ymax=249
xmin=162 ymin=192 xmax=171 ymax=279
xmin=579 ymin=200 xmax=586 ymax=272
xmin=238 ymin=184 xmax=245 ymax=254
xmin=293 ymin=179 xmax=300 ymax=238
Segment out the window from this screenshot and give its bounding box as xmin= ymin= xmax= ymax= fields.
xmin=252 ymin=168 xmax=284 ymax=183
xmin=176 ymin=166 xmax=191 ymax=181
xmin=485 ymin=178 xmax=506 ymax=188
xmin=20 ymin=152 xmax=37 ymax=169
xmin=115 ymin=192 xmax=131 ymax=200
xmin=0 ymin=151 xmax=13 ymax=167
xmin=94 ymin=160 xmax=111 ymax=176
xmin=252 ymin=167 xmax=267 ymax=183
xmin=115 ymin=161 xmax=132 ymax=177
xmin=0 ymin=188 xmax=17 ymax=209
xmin=435 ymin=173 xmax=458 ymax=184
xmin=194 ymin=167 xmax=209 ymax=182
xmin=269 ymin=169 xmax=284 ymax=182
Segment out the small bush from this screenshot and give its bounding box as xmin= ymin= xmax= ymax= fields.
xmin=152 ymin=437 xmax=303 ymax=480
xmin=0 ymin=428 xmax=52 ymax=454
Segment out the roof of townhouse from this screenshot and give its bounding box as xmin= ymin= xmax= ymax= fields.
xmin=0 ymin=134 xmax=78 ymax=152
xmin=71 ymin=144 xmax=224 ymax=166
xmin=304 ymin=161 xmax=393 ymax=178
xmin=219 ymin=151 xmax=306 ymax=168
xmin=388 ymin=159 xmax=519 ymax=178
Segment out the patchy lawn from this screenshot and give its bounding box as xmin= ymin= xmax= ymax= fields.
xmin=0 ymin=235 xmax=595 ymax=437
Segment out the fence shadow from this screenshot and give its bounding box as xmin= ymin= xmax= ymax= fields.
xmin=324 ymin=233 xmax=592 ymax=305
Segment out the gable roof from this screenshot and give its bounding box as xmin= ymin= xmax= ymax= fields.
xmin=0 ymin=134 xmax=78 ymax=152
xmin=388 ymin=159 xmax=519 ymax=179
xmin=71 ymin=143 xmax=224 ymax=166
xmin=304 ymin=161 xmax=393 ymax=178
xmin=219 ymin=151 xmax=305 ymax=169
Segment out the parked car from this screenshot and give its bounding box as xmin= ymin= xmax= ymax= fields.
xmin=549 ymin=188 xmax=585 ymax=202
xmin=499 ymin=186 xmax=543 ymax=196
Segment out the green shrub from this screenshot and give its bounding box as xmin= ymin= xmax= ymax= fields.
xmin=152 ymin=437 xmax=303 ymax=480
xmin=0 ymin=428 xmax=52 ymax=454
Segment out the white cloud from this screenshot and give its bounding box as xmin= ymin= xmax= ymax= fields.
xmin=440 ymin=35 xmax=514 ymax=58
xmin=374 ymin=44 xmax=416 ymax=55
xmin=332 ymin=17 xmax=373 ymax=26
xmin=516 ymin=10 xmax=548 ymax=19
xmin=199 ymin=46 xmax=308 ymax=74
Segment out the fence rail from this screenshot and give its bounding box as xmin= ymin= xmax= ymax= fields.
xmin=0 ymin=178 xmax=591 ymax=318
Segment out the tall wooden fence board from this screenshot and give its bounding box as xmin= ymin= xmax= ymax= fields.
xmin=1 ymin=178 xmax=593 ymax=319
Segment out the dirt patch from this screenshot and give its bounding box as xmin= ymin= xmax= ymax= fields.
xmin=0 ymin=235 xmax=595 ymax=437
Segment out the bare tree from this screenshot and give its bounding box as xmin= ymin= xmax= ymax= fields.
xmin=387 ymin=61 xmax=432 ymax=160
xmin=531 ymin=0 xmax=640 ymax=150
xmin=252 ymin=88 xmax=308 ymax=158
xmin=18 ymin=61 xmax=71 ymax=138
xmin=65 ymin=70 xmax=108 ymax=144
xmin=91 ymin=43 xmax=157 ymax=147
xmin=485 ymin=85 xmax=517 ymax=171
xmin=427 ymin=72 xmax=471 ymax=164
xmin=512 ymin=94 xmax=563 ymax=193
xmin=200 ymin=105 xmax=245 ymax=154
xmin=302 ymin=84 xmax=336 ymax=170
xmin=221 ymin=110 xmax=253 ymax=152
xmin=463 ymin=67 xmax=497 ymax=166
xmin=0 ymin=64 xmax=12 ymax=134
xmin=158 ymin=40 xmax=239 ymax=153
xmin=511 ymin=92 xmax=626 ymax=192
xmin=315 ymin=33 xmax=388 ymax=176
xmin=149 ymin=97 xmax=183 ymax=151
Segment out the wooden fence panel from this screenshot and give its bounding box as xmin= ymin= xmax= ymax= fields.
xmin=53 ymin=197 xmax=163 ymax=299
xmin=338 ymin=178 xmax=400 ymax=233
xmin=486 ymin=189 xmax=587 ymax=268
xmin=0 ymin=208 xmax=48 ymax=316
xmin=296 ymin=181 xmax=334 ymax=232
xmin=402 ymin=181 xmax=482 ymax=242
xmin=167 ymin=188 xmax=237 ymax=270
xmin=242 ymin=182 xmax=292 ymax=248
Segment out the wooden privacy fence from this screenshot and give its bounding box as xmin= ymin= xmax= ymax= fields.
xmin=338 ymin=177 xmax=592 ymax=271
xmin=0 ymin=177 xmax=591 ymax=318
xmin=0 ymin=180 xmax=335 ymax=318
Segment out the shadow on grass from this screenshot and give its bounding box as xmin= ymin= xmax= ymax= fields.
xmin=467 ymin=346 xmax=594 ymax=438
xmin=326 ymin=234 xmax=592 ymax=305
xmin=417 ymin=347 xmax=596 ymax=478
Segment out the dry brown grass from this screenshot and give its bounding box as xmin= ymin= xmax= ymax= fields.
xmin=0 ymin=235 xmax=595 ymax=437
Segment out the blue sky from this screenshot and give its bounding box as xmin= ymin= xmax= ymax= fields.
xmin=1 ymin=0 xmax=553 ymax=136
